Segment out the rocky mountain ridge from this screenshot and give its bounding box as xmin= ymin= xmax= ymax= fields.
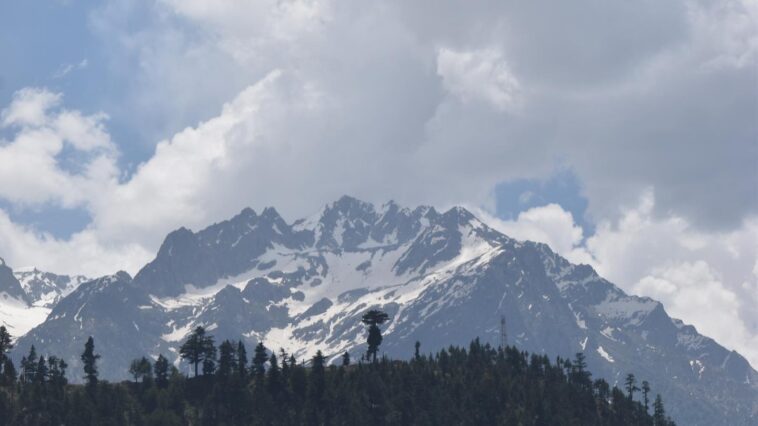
xmin=2 ymin=196 xmax=756 ymax=425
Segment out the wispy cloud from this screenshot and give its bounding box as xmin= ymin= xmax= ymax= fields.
xmin=52 ymin=58 xmax=88 ymax=79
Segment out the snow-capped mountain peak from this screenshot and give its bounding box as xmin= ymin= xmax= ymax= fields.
xmin=0 ymin=263 xmax=89 ymax=339
xmin=13 ymin=267 xmax=89 ymax=308
xmin=6 ymin=197 xmax=757 ymax=426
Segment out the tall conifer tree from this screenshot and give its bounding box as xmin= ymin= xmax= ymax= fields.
xmin=81 ymin=336 xmax=100 ymax=393
xmin=361 ymin=310 xmax=389 ymax=362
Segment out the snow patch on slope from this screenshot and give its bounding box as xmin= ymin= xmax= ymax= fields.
xmin=0 ymin=294 xmax=49 ymax=338
xmin=597 ymin=346 xmax=615 ymax=363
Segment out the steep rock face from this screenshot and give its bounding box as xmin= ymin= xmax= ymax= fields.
xmin=12 ymin=197 xmax=758 ymax=426
xmin=134 ymin=207 xmax=314 ymax=297
xmin=0 ymin=258 xmax=30 ymax=305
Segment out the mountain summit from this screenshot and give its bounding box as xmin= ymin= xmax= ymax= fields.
xmin=8 ymin=196 xmax=757 ymax=425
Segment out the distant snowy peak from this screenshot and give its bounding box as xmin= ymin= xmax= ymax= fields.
xmin=134 ymin=196 xmax=503 ymax=298
xmin=313 ymin=197 xmax=436 ymax=251
xmin=13 ymin=267 xmax=89 ymax=308
xmin=0 ymin=263 xmax=89 ymax=338
xmin=134 ymin=205 xmax=314 ymax=297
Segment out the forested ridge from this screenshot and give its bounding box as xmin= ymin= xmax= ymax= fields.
xmin=0 ymin=321 xmax=676 ymax=425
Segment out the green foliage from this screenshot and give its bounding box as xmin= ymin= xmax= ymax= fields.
xmin=178 ymin=326 xmax=215 ymax=377
xmin=362 ymin=309 xmax=389 ymax=362
xmin=81 ymin=336 xmax=100 ymax=392
xmin=153 ymin=354 xmax=170 ymax=389
xmin=217 ymin=340 xmax=237 ymax=380
xmin=653 ymin=394 xmax=676 ymax=426
xmin=252 ymin=342 xmax=268 ymax=378
xmin=0 ymin=326 xmax=679 ymax=425
xmin=0 ymin=326 xmax=11 ymax=363
xmin=129 ymin=356 xmax=153 ymax=383
xmin=626 ymin=373 xmax=640 ymax=400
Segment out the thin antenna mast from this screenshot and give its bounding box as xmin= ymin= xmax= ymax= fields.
xmin=500 ymin=314 xmax=507 ymax=349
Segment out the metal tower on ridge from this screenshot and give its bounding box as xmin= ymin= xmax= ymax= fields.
xmin=500 ymin=314 xmax=507 ymax=348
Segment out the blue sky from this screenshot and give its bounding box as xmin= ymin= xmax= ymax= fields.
xmin=0 ymin=0 xmax=756 ymax=365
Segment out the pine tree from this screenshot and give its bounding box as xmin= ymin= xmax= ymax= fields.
xmin=280 ymin=349 xmax=290 ymax=382
xmin=571 ymin=352 xmax=592 ymax=388
xmin=202 ymin=358 xmax=216 ymax=376
xmin=624 ymin=373 xmax=639 ymax=400
xmin=342 ymin=351 xmax=350 ymax=366
xmin=361 ymin=310 xmax=389 ymax=362
xmin=237 ymin=341 xmax=248 ymax=380
xmin=81 ymin=336 xmax=100 ymax=393
xmin=129 ymin=357 xmax=153 ymax=383
xmin=593 ymin=378 xmax=611 ymax=412
xmin=1 ymin=358 xmax=16 ymax=386
xmin=0 ymin=326 xmax=11 ymax=364
xmin=642 ymin=380 xmax=651 ymax=412
xmin=179 ymin=326 xmax=216 ymax=377
xmin=203 ymin=335 xmax=217 ymax=375
xmin=309 ymin=350 xmax=326 ymax=401
xmin=252 ymin=342 xmax=268 ymax=378
xmin=267 ymin=353 xmax=281 ymax=395
xmin=217 ymin=340 xmax=236 ymax=379
xmin=653 ymin=394 xmax=666 ymax=425
xmin=154 ymin=354 xmax=170 ymax=388
xmin=47 ymin=356 xmax=67 ymax=389
xmin=289 ymin=356 xmax=307 ymax=401
xmin=21 ymin=345 xmax=38 ymax=383
xmin=414 ymin=341 xmax=421 ymax=361
xmin=34 ymin=356 xmax=48 ymax=383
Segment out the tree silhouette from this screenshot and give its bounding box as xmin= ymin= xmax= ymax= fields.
xmin=202 ymin=357 xmax=216 ymax=376
xmin=267 ymin=353 xmax=282 ymax=395
xmin=0 ymin=326 xmax=11 ymax=365
xmin=361 ymin=310 xmax=389 ymax=362
xmin=20 ymin=345 xmax=37 ymax=383
xmin=309 ymin=350 xmax=326 ymax=401
xmin=81 ymin=336 xmax=100 ymax=393
xmin=47 ymin=356 xmax=67 ymax=389
xmin=129 ymin=357 xmax=153 ymax=383
xmin=0 ymin=335 xmax=678 ymax=425
xmin=624 ymin=373 xmax=639 ymax=400
xmin=653 ymin=394 xmax=667 ymax=425
xmin=642 ymin=380 xmax=651 ymax=412
xmin=341 ymin=351 xmax=350 ymax=366
xmin=217 ymin=340 xmax=237 ymax=379
xmin=237 ymin=341 xmax=248 ymax=379
xmin=1 ymin=358 xmax=16 ymax=386
xmin=154 ymin=354 xmax=170 ymax=388
xmin=252 ymin=342 xmax=268 ymax=378
xmin=571 ymin=352 xmax=592 ymax=388
xmin=35 ymin=356 xmax=48 ymax=383
xmin=179 ymin=326 xmax=215 ymax=377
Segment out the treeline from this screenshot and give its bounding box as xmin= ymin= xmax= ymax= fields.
xmin=0 ymin=323 xmax=676 ymax=425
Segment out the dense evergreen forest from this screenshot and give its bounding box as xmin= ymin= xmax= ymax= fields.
xmin=0 ymin=314 xmax=677 ymax=425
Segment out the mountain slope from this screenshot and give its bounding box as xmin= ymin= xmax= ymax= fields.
xmin=0 ymin=261 xmax=89 ymax=338
xmin=0 ymin=257 xmax=46 ymax=337
xmin=12 ymin=196 xmax=758 ymax=425
xmin=0 ymin=257 xmax=30 ymax=305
